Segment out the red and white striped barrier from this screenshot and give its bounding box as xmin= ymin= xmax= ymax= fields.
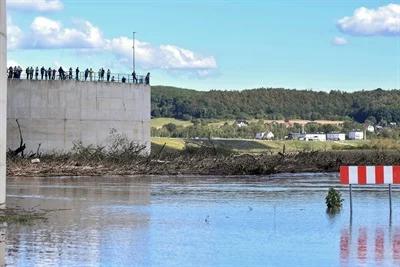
xmin=340 ymin=166 xmax=400 ymax=185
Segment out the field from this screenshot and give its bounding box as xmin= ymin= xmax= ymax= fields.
xmin=151 ymin=118 xmax=193 ymax=129
xmin=151 ymin=137 xmax=400 ymax=154
xmin=151 ymin=117 xmax=345 ymax=129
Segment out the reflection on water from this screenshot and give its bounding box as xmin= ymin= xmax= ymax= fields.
xmin=3 ymin=174 xmax=400 ymax=266
xmin=340 ymin=226 xmax=400 ymax=266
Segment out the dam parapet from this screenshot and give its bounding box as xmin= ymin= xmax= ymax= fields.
xmin=7 ymin=79 xmax=151 ymax=155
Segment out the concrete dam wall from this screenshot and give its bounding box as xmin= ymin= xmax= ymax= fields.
xmin=7 ymin=79 xmax=151 ymax=154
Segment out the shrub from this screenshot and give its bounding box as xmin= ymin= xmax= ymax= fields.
xmin=325 ymin=187 xmax=343 ymax=212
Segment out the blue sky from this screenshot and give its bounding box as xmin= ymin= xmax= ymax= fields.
xmin=6 ymin=0 xmax=400 ymax=91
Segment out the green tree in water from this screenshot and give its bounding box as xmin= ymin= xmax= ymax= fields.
xmin=325 ymin=187 xmax=343 ymax=213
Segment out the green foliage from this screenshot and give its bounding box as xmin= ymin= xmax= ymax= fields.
xmin=151 ymin=86 xmax=400 ymax=123
xmin=325 ymin=187 xmax=343 ymax=212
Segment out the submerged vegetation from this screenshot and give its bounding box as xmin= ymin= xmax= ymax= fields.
xmin=7 ymin=135 xmax=400 ymax=177
xmin=325 ymin=188 xmax=344 ymax=213
xmin=0 ymin=208 xmax=47 ymax=224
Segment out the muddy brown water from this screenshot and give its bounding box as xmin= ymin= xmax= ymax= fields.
xmin=2 ymin=174 xmax=400 ymax=266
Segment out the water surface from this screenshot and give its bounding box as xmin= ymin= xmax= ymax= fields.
xmin=3 ymin=174 xmax=400 ymax=266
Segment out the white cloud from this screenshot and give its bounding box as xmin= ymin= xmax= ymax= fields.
xmin=19 ymin=17 xmax=104 ymax=49
xmin=7 ymin=17 xmax=22 ymax=49
xmin=7 ymin=16 xmax=217 ymax=75
xmin=106 ymin=37 xmax=217 ymax=71
xmin=7 ymin=0 xmax=64 ymax=12
xmin=332 ymin=36 xmax=348 ymax=46
xmin=337 ymin=4 xmax=400 ymax=36
xmin=7 ymin=0 xmax=63 ymax=12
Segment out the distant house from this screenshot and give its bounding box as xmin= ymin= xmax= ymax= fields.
xmin=367 ymin=125 xmax=375 ymax=133
xmin=288 ymin=132 xmax=306 ymax=140
xmin=390 ymin=122 xmax=397 ymax=127
xmin=327 ymin=132 xmax=346 ymax=141
xmin=305 ymin=133 xmax=326 ymax=141
xmin=235 ymin=120 xmax=249 ymax=128
xmin=348 ymin=131 xmax=364 ymax=140
xmin=289 ymin=132 xmax=326 ymax=141
xmin=255 ymin=131 xmax=274 ymax=140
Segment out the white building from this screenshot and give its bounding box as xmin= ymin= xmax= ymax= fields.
xmin=255 ymin=131 xmax=274 ymax=140
xmin=348 ymin=131 xmax=364 ymax=140
xmin=289 ymin=133 xmax=306 ymax=140
xmin=327 ymin=132 xmax=346 ymax=141
xmin=305 ymin=133 xmax=326 ymax=141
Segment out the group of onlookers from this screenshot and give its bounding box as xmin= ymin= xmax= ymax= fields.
xmin=7 ymin=66 xmax=150 ymax=85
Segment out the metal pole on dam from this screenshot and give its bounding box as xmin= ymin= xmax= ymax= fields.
xmin=0 ymin=0 xmax=6 ymax=206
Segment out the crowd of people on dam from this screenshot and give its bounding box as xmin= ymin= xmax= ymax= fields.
xmin=7 ymin=66 xmax=150 ymax=85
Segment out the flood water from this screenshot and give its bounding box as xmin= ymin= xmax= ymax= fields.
xmin=2 ymin=174 xmax=400 ymax=266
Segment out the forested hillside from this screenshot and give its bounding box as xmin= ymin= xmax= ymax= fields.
xmin=151 ymin=86 xmax=400 ymax=123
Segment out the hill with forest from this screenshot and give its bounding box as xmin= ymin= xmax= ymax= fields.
xmin=151 ymin=86 xmax=400 ymax=124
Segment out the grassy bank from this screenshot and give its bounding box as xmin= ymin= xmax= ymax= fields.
xmin=151 ymin=137 xmax=400 ymax=154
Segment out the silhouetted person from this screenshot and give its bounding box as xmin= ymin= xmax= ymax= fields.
xmin=69 ymin=67 xmax=73 ymax=80
xmin=121 ymin=76 xmax=126 ymax=83
xmin=25 ymin=67 xmax=29 ymax=79
xmin=52 ymin=69 xmax=56 ymax=80
xmin=48 ymin=68 xmax=52 ymax=80
xmin=101 ymin=68 xmax=105 ymax=81
xmin=58 ymin=67 xmax=64 ymax=80
xmin=111 ymin=76 xmax=115 ymax=82
xmin=40 ymin=67 xmax=45 ymax=80
xmin=84 ymin=68 xmax=88 ymax=81
xmin=8 ymin=66 xmax=12 ymax=78
xmin=132 ymin=71 xmax=137 ymax=83
xmin=35 ymin=67 xmax=39 ymax=80
xmin=145 ymin=72 xmax=150 ymax=85
xmin=75 ymin=67 xmax=79 ymax=80
xmin=106 ymin=69 xmax=110 ymax=82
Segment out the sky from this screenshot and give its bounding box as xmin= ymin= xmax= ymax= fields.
xmin=5 ymin=0 xmax=400 ymax=91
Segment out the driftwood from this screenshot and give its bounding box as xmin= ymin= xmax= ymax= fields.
xmin=8 ymin=119 xmax=26 ymax=157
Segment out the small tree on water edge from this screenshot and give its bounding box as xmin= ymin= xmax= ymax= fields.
xmin=325 ymin=187 xmax=343 ymax=213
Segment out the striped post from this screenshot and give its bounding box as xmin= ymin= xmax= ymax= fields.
xmin=340 ymin=166 xmax=399 ymax=216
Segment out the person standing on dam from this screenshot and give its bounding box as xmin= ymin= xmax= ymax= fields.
xmin=7 ymin=66 xmax=12 ymax=78
xmin=132 ymin=71 xmax=137 ymax=84
xmin=35 ymin=67 xmax=39 ymax=80
xmin=69 ymin=67 xmax=73 ymax=80
xmin=107 ymin=69 xmax=111 ymax=82
xmin=40 ymin=66 xmax=45 ymax=80
xmin=145 ymin=72 xmax=150 ymax=85
xmin=89 ymin=68 xmax=93 ymax=81
xmin=84 ymin=68 xmax=88 ymax=81
xmin=75 ymin=67 xmax=79 ymax=80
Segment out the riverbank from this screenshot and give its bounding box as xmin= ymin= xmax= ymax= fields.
xmin=7 ymin=150 xmax=400 ymax=177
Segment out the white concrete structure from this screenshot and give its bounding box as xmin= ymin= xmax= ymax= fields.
xmin=305 ymin=133 xmax=326 ymax=141
xmin=348 ymin=131 xmax=364 ymax=140
xmin=7 ymin=80 xmax=151 ymax=154
xmin=289 ymin=132 xmax=326 ymax=141
xmin=0 ymin=1 xmax=6 ymax=206
xmin=327 ymin=132 xmax=346 ymax=141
